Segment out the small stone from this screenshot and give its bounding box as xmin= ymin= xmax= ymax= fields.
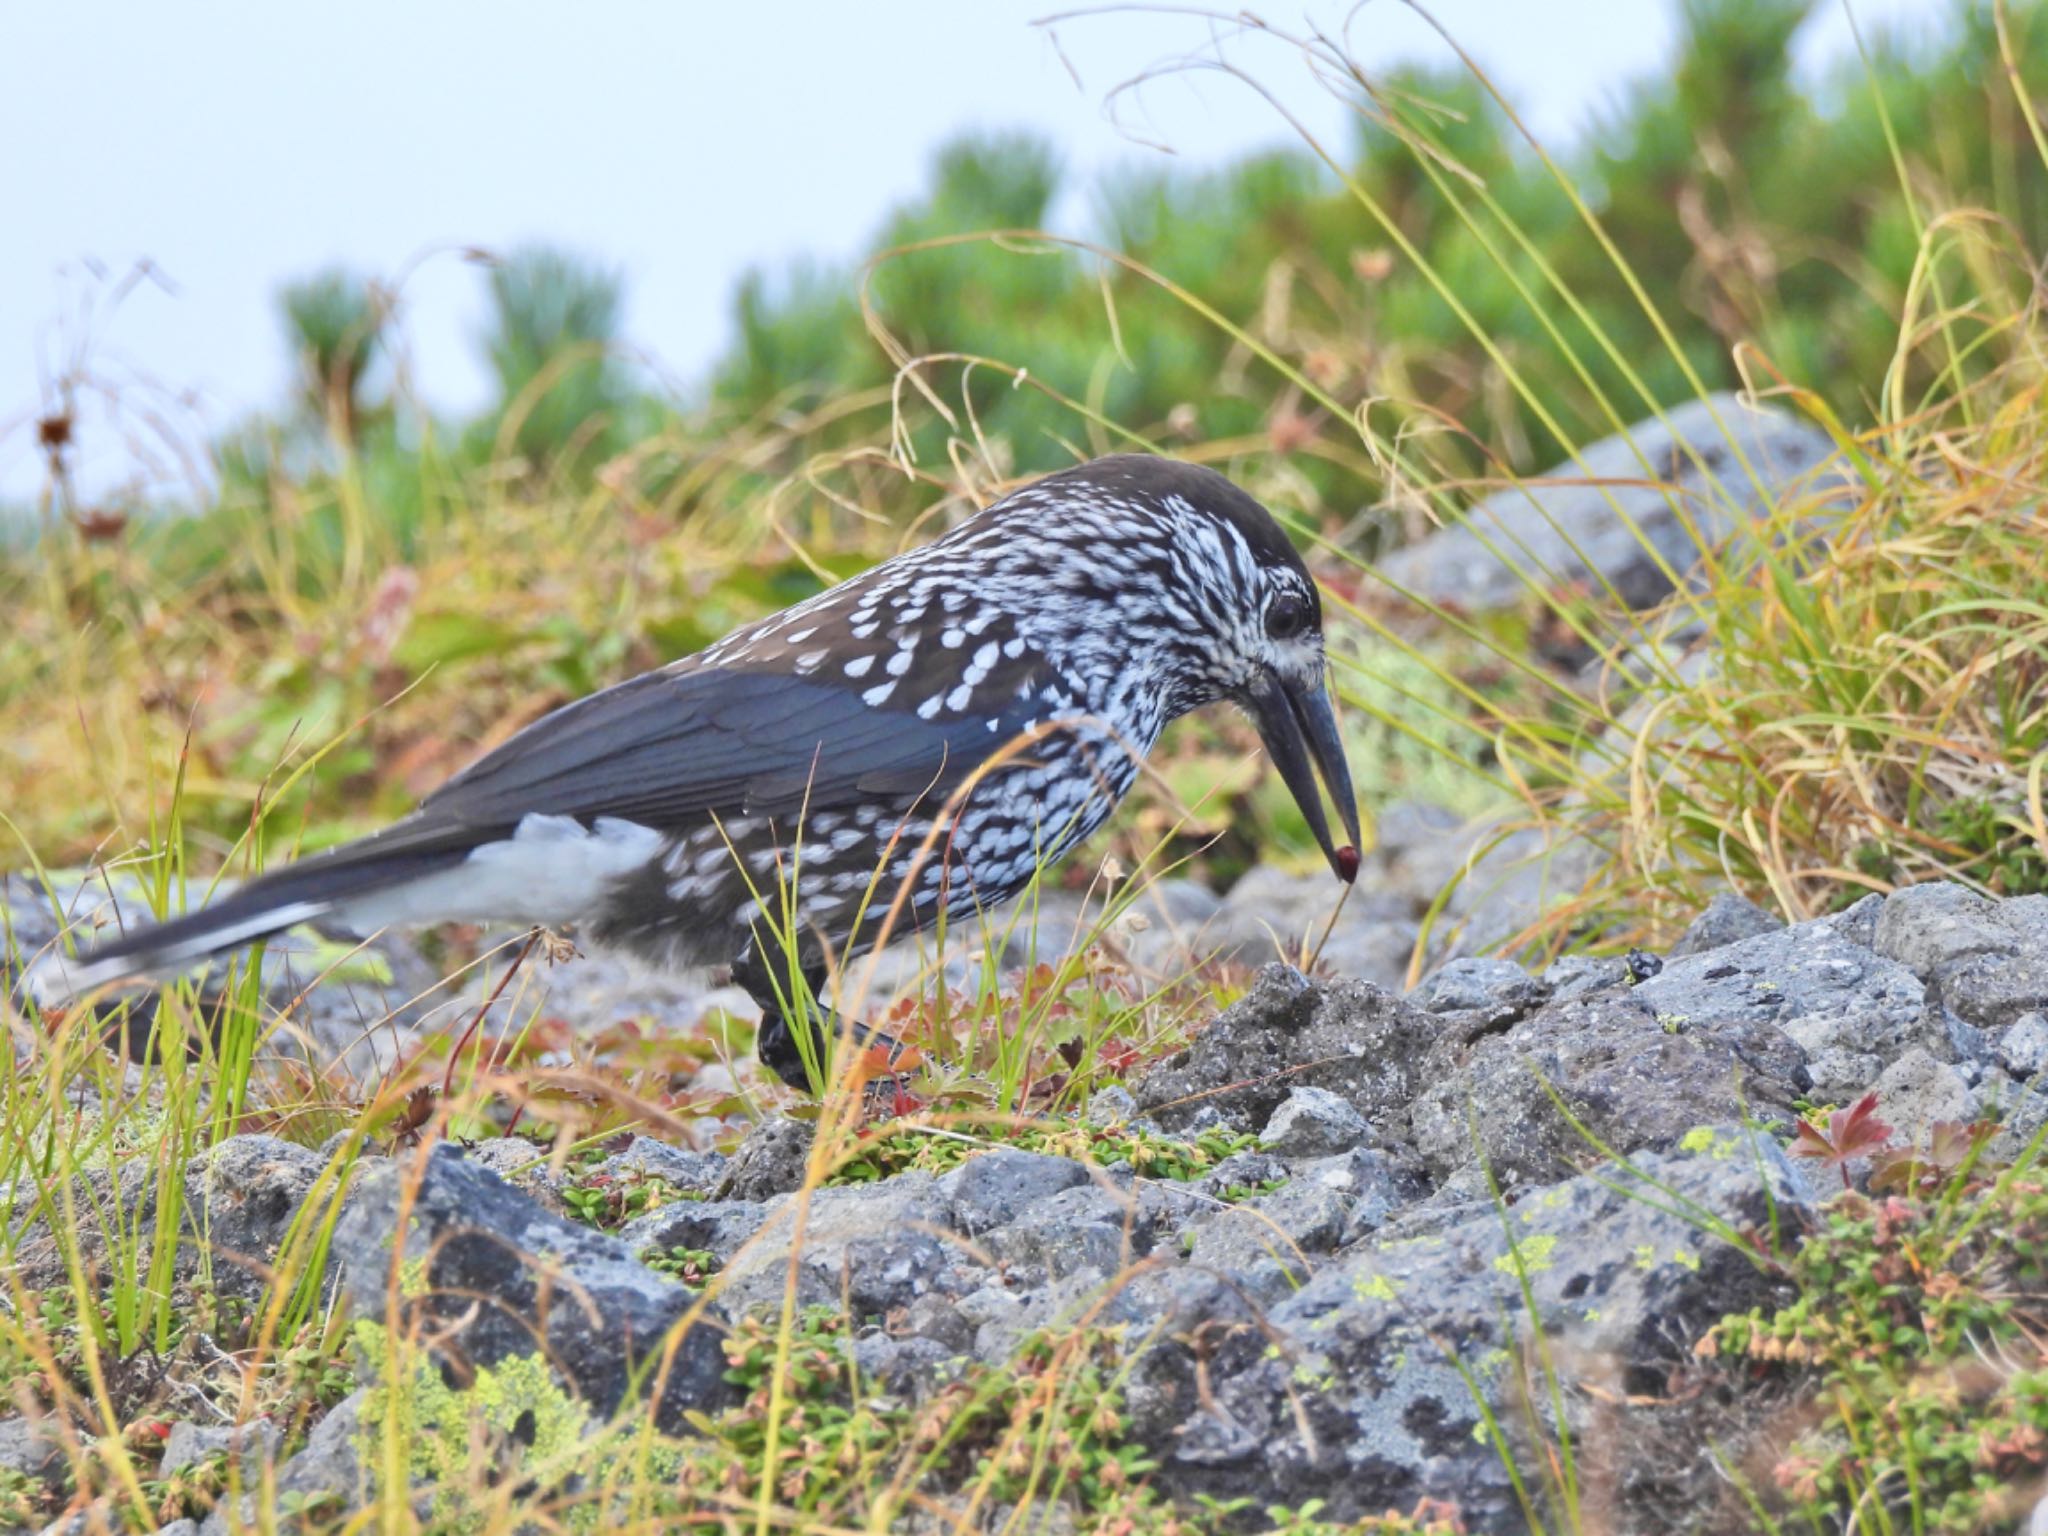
xmin=1540 ymin=954 xmax=1630 ymax=1000
xmin=1668 ymin=893 xmax=1784 ymax=958
xmin=1197 ymin=1150 xmax=1290 ymax=1201
xmin=713 ymin=1117 xmax=815 ymax=1201
xmin=939 ymin=1148 xmax=1091 ymax=1236
xmin=161 ymin=1420 xmax=280 ymax=1479
xmin=600 ymin=1138 xmax=727 ymax=1194
xmin=898 ymin=1292 xmax=976 ymax=1354
xmin=1873 ymin=882 xmax=2007 ymax=977
xmin=1410 ymin=955 xmax=1543 ymax=1016
xmin=1133 ymin=966 xmax=1437 ymax=1136
xmin=334 ymin=1147 xmax=733 ymax=1430
xmin=0 ymin=1416 xmax=65 ymax=1485
xmin=1259 ymin=1086 xmax=1371 ymax=1158
xmin=1997 ymin=1013 xmax=2048 ymax=1079
xmin=619 ymin=1198 xmax=770 ymax=1268
xmin=1085 ymin=1085 xmax=1138 ymax=1126
xmin=715 ymin=1175 xmax=965 ymax=1317
xmin=1874 ymin=1049 xmax=1979 ymax=1144
xmin=198 ymin=1392 xmax=374 ymax=1536
xmin=182 ymin=1136 xmax=339 ymax=1302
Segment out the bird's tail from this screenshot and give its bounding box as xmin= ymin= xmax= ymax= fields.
xmin=20 ymin=824 xmax=478 ymax=1007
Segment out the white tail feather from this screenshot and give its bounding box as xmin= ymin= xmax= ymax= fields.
xmin=22 ymin=899 xmax=332 ymax=1005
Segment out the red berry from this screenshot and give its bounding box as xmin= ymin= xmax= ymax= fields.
xmin=1335 ymin=845 xmax=1361 ymax=883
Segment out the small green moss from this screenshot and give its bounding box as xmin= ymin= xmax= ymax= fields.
xmin=1492 ymin=1233 xmax=1558 ymax=1279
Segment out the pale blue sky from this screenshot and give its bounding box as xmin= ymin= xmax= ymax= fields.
xmin=2 ymin=1 xmax=1938 ymax=498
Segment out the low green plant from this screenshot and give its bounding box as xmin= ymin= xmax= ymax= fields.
xmin=640 ymin=1244 xmax=720 ymax=1286
xmin=559 ymin=1170 xmax=689 ymax=1231
xmin=1702 ymin=1149 xmax=2048 ymax=1531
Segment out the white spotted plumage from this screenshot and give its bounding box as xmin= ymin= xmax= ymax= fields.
xmin=30 ymin=456 xmax=1347 ymax=1055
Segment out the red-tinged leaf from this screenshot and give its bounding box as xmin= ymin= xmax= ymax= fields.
xmin=1789 ymin=1119 xmax=1840 ymax=1160
xmin=1869 ymin=1118 xmax=2003 ymax=1194
xmin=1830 ymin=1093 xmax=1895 ymax=1159
xmin=1788 ymin=1092 xmax=1895 ymax=1189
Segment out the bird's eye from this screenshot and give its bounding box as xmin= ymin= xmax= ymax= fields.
xmin=1264 ymin=592 xmax=1311 ymax=641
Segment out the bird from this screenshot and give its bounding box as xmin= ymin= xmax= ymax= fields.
xmin=27 ymin=455 xmax=1361 ymax=1089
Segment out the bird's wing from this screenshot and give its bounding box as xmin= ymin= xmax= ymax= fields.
xmin=415 ymin=654 xmax=1058 ymax=836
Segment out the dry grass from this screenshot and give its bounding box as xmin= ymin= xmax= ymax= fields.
xmin=4 ymin=8 xmax=2048 ymax=1536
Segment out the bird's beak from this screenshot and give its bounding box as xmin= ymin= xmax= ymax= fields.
xmin=1246 ymin=667 xmax=1362 ymax=884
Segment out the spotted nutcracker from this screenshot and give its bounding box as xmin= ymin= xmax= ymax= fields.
xmin=30 ymin=456 xmax=1361 ymax=1087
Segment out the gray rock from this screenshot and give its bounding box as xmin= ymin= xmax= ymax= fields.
xmin=154 ymin=1521 xmax=200 ymax=1536
xmin=938 ymin=1149 xmax=1091 ymax=1236
xmin=198 ymin=1392 xmax=374 ymax=1536
xmin=959 ymin=1271 xmax=1122 ymax=1365
xmin=457 ymin=1136 xmax=571 ymax=1210
xmin=160 ymin=1419 xmax=279 ymax=1479
xmin=0 ymin=1416 xmax=65 ymax=1485
xmin=1540 ymin=953 xmax=1631 ymax=1000
xmin=1826 ymin=892 xmax=1886 ymax=949
xmin=1131 ymin=965 xmax=1441 ymax=1139
xmin=1871 ymin=886 xmax=2048 ymax=1031
xmin=601 ymin=1138 xmax=727 ymax=1194
xmin=896 ymin=1292 xmax=977 ymax=1355
xmin=1632 ymin=918 xmax=1925 ymax=1100
xmin=1376 ymin=393 xmax=1838 ymax=614
xmin=183 ymin=1135 xmax=344 ymax=1302
xmin=1129 ymin=1129 xmax=1812 ymax=1527
xmin=333 ymin=1146 xmax=732 ymax=1430
xmin=1873 ymin=883 xmax=2011 ymax=976
xmin=1908 ymin=894 xmax=2048 ymax=1031
xmin=8 ymin=1133 xmax=350 ymax=1304
xmin=1874 ymin=1049 xmax=1979 ymax=1144
xmin=1085 ymin=1084 xmax=1139 ymax=1126
xmin=1412 ymin=988 xmax=1807 ymax=1188
xmin=1669 ymin=893 xmax=1784 ymax=957
xmin=620 ymin=1198 xmax=771 ymax=1268
xmin=1999 ymin=1013 xmax=2048 ymax=1079
xmin=717 ymin=1174 xmax=971 ymax=1317
xmin=1258 ymin=1086 xmax=1372 ymax=1158
xmin=988 ymin=1183 xmax=1153 ymax=1279
xmin=1410 ymin=956 xmax=1542 ymax=1015
xmin=1992 ymin=1081 xmax=2048 ymax=1160
xmin=6 ymin=1157 xmax=159 ymax=1296
xmin=1182 ymin=1178 xmax=1349 ymax=1306
xmin=853 ymin=1334 xmax=960 ymax=1395
xmin=1246 ymin=1146 xmax=1430 ymax=1241
xmin=1196 ymin=1150 xmax=1290 ymax=1202
xmin=1409 ymin=955 xmax=1551 ymax=1040
xmin=713 ymin=1117 xmax=815 ymax=1201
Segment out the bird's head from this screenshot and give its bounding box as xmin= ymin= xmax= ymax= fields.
xmin=997 ymin=456 xmax=1363 ymax=883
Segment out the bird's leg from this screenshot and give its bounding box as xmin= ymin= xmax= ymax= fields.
xmin=732 ymin=944 xmax=913 ymax=1093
